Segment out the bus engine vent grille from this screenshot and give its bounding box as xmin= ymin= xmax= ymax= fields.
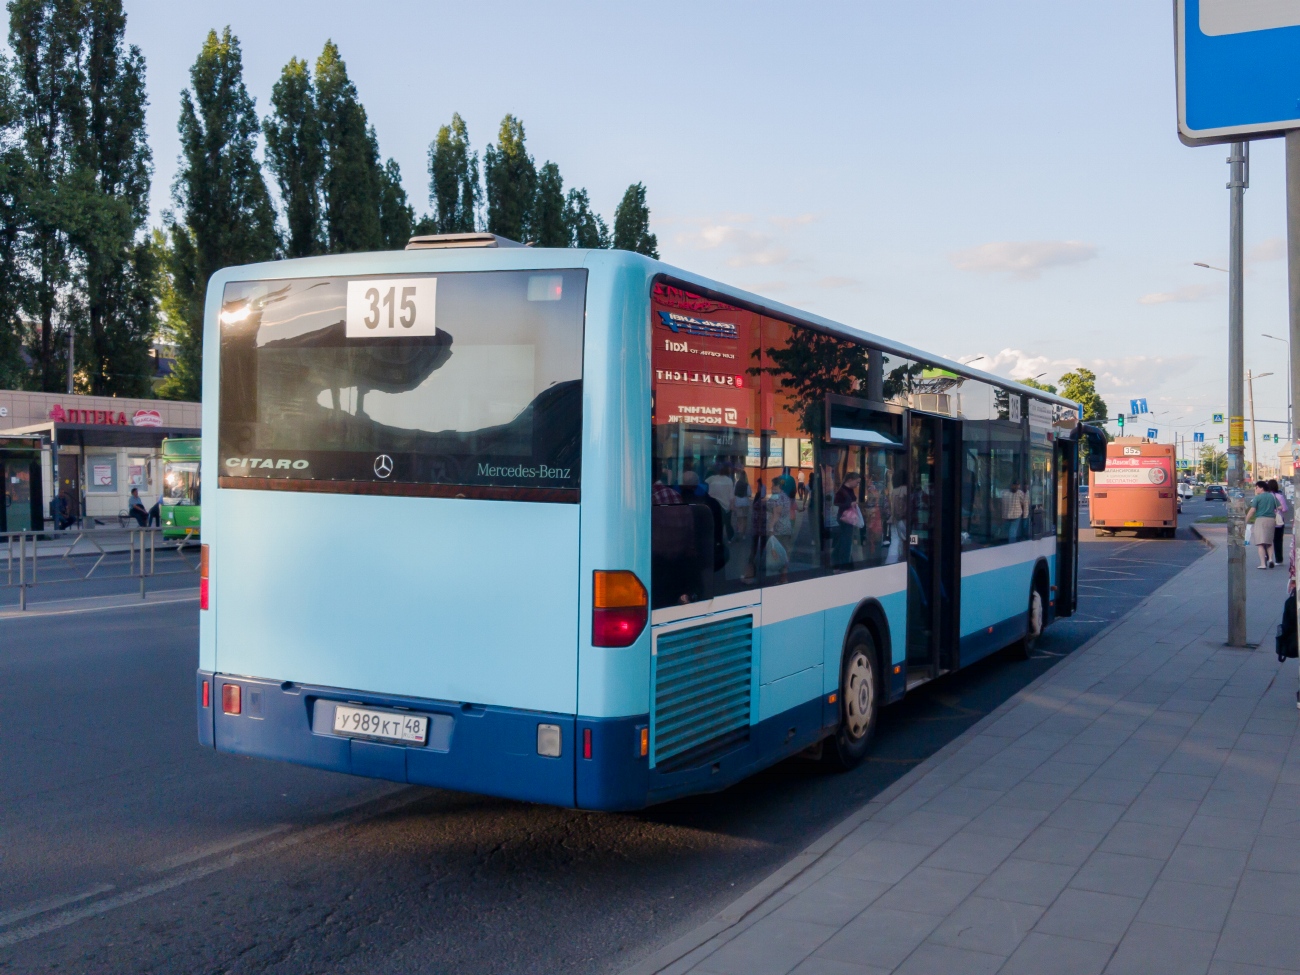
xmin=652 ymin=615 xmax=753 ymax=771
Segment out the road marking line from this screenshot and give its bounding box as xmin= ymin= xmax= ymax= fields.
xmin=0 ymin=884 xmax=115 ymax=929
xmin=145 ymin=823 xmax=293 ymax=874
xmin=0 ymin=592 xmax=198 ymax=621
xmin=0 ymin=787 xmax=418 ymax=950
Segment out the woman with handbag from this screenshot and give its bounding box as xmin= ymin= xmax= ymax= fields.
xmin=1246 ymin=480 xmax=1280 ymax=569
xmin=1269 ymin=478 xmax=1288 ymax=565
xmin=832 ymin=472 xmax=863 ymax=569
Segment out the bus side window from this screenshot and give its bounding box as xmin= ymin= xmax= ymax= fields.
xmin=651 ymin=503 xmax=716 ymax=607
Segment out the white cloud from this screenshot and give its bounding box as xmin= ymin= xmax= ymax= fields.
xmin=769 ymin=213 xmax=820 ymax=232
xmin=673 ymin=215 xmax=790 ymax=267
xmin=955 ymin=349 xmax=1199 ymax=406
xmin=1250 ymin=237 xmax=1286 ymax=263
xmin=1138 ymin=284 xmax=1216 ymax=305
xmin=949 ymin=240 xmax=1098 ymax=280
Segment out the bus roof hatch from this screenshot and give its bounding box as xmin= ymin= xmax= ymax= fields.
xmin=405 ymin=232 xmax=526 ymax=250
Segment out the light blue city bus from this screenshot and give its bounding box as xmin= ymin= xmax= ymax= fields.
xmin=197 ymin=233 xmax=1105 ymax=810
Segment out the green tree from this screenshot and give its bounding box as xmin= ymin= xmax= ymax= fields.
xmin=612 ymin=181 xmax=658 ymax=257
xmin=427 ymin=112 xmax=477 ymax=233
xmin=1017 ymin=376 xmax=1057 ymax=394
xmin=315 ymin=40 xmax=381 ymax=253
xmin=72 ymin=0 xmax=155 ymax=397
xmin=263 ymin=56 xmax=323 ymax=258
xmin=159 ymin=27 xmax=277 ymax=401
xmin=564 ymin=187 xmax=608 ymax=248
xmin=377 ymin=155 xmax=413 ymax=249
xmin=531 ymin=160 xmax=567 ymax=247
xmin=10 ymin=0 xmax=87 ymax=391
xmin=483 ymin=114 xmax=534 ymax=242
xmin=0 ymin=54 xmax=27 ymax=389
xmin=1200 ymin=443 xmax=1226 ymax=481
xmin=1058 ymin=367 xmax=1108 ymax=423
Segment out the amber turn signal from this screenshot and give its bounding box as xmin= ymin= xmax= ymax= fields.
xmin=592 ymin=570 xmax=648 ymax=647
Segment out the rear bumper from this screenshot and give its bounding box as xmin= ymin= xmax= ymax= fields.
xmin=200 ymin=671 xmax=670 ymax=809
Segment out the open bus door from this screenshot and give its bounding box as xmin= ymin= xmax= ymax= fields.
xmin=905 ymin=412 xmax=962 ymax=686
xmin=1055 ymin=437 xmax=1079 ymax=618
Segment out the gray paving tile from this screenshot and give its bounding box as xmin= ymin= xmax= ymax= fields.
xmin=1105 ymin=921 xmax=1217 ymax=975
xmin=959 ymin=764 xmax=1030 ymax=793
xmin=1016 ymin=825 xmax=1105 ymax=866
xmin=997 ymin=780 xmax=1076 ymax=812
xmin=873 ymin=866 xmax=984 ymax=917
xmin=1026 ymin=761 xmax=1096 ymax=788
xmin=692 ymin=917 xmax=837 ymax=975
xmin=788 ymin=958 xmax=891 ymax=975
xmin=964 ymin=804 xmax=1049 ymax=841
xmin=1231 ymin=870 xmax=1300 ymax=918
xmin=894 ymin=942 xmax=1005 ymax=975
xmin=1207 ymin=961 xmax=1300 ymax=975
xmin=1184 ymin=814 xmax=1262 ymax=852
xmin=770 ymin=874 xmax=890 ymax=927
xmin=1098 ymin=821 xmax=1184 ymax=860
xmin=1073 ymin=774 xmax=1149 ymax=805
xmin=1069 ymin=851 xmax=1164 ymax=897
xmin=1136 ymin=879 xmax=1234 ymax=932
xmin=919 ymin=785 xmax=1004 ymax=819
xmin=1121 ymin=794 xmax=1200 ymax=829
xmin=977 ymin=856 xmax=1078 ymax=907
xmin=1161 ymin=843 xmax=1249 ymax=888
xmin=1216 ymin=908 xmax=1300 ymax=969
xmin=925 ymin=895 xmax=1042 ymax=956
xmin=834 ymin=841 xmax=934 ymax=884
xmin=1054 ymin=742 xmax=1119 ymax=766
xmin=1000 ymin=931 xmax=1116 ymax=975
xmin=1247 ymin=835 xmax=1300 ymax=873
xmin=1143 ymin=771 xmax=1216 ymax=801
xmin=1046 ymin=800 xmax=1127 ymax=833
xmin=1034 ymin=888 xmax=1142 ymax=945
xmin=815 ymin=906 xmax=942 ymax=970
xmin=880 ymin=810 xmax=971 ymax=847
xmin=923 ymin=830 xmax=1021 ymax=875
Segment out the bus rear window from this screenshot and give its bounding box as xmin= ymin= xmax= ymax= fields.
xmin=217 ymin=269 xmax=585 ymax=502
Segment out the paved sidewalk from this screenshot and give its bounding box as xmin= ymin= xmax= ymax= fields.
xmin=629 ymin=533 xmax=1300 ymax=975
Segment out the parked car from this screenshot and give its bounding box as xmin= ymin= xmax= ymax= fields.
xmin=1178 ymin=482 xmax=1195 ymax=500
xmin=1205 ymin=484 xmax=1227 ymax=501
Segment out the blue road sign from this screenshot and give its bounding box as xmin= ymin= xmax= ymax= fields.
xmin=1130 ymin=398 xmax=1149 ymax=415
xmin=1147 ymin=428 xmax=1158 ymax=438
xmin=1194 ymin=432 xmax=1205 ymax=442
xmin=1177 ymin=0 xmax=1300 ymax=144
xmin=1213 ymin=413 xmax=1224 ymax=423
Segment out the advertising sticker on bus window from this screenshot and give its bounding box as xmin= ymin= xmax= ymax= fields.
xmin=345 ymin=278 xmax=438 ymax=337
xmin=1093 ymin=456 xmax=1172 ymax=487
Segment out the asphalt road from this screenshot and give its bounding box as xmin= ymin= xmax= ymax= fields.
xmin=0 ymin=539 xmax=199 ymax=609
xmin=0 ymin=511 xmax=1212 ymax=975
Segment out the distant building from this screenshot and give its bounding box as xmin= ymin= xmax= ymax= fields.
xmin=0 ymin=390 xmax=200 ymax=528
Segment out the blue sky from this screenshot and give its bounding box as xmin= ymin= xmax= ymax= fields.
xmin=121 ymin=0 xmax=1293 ymax=457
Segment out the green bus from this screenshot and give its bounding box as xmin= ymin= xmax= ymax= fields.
xmin=161 ymin=437 xmax=201 ymax=540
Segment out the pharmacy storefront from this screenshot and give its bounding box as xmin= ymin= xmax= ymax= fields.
xmin=0 ymin=390 xmax=200 ymax=528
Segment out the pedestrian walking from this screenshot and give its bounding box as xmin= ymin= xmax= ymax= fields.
xmin=1246 ymin=480 xmax=1279 ymax=568
xmin=1269 ymin=477 xmax=1288 ymax=565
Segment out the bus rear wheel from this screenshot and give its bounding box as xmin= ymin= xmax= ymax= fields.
xmin=1011 ymin=585 xmax=1045 ymax=660
xmin=824 ymin=625 xmax=878 ymax=771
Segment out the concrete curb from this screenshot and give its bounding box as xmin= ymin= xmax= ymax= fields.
xmin=618 ymin=541 xmax=1222 ymax=975
xmin=0 ymin=587 xmax=198 ymax=621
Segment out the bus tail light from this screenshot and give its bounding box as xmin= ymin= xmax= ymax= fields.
xmin=583 ymin=728 xmax=593 ymax=759
xmin=202 ymin=680 xmax=210 ymax=708
xmin=592 ymin=570 xmax=647 ymax=647
xmin=200 ymin=544 xmax=210 ymax=611
xmin=222 ymin=683 xmax=241 ymax=715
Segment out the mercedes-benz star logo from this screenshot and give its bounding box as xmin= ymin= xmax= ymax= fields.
xmin=373 ymin=454 xmax=394 ymax=479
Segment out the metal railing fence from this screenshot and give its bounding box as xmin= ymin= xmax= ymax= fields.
xmin=2 ymin=527 xmax=200 ymax=611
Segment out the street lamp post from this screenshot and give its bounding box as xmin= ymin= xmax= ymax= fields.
xmin=1262 ymin=332 xmax=1291 ymax=445
xmin=1247 ymin=370 xmax=1273 ymax=480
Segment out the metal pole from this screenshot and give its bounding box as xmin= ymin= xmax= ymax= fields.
xmin=1249 ymin=370 xmax=1259 ymax=480
xmin=66 ymin=327 xmax=74 ymax=395
xmin=1285 ymin=131 xmax=1300 ymax=670
xmin=1227 ymin=141 xmax=1248 ymax=647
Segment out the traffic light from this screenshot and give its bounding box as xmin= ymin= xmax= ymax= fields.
xmin=1219 ymin=434 xmax=1225 ymax=443
xmin=1117 ymin=413 xmax=1125 ymax=430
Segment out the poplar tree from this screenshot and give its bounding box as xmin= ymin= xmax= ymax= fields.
xmin=483 ymin=115 xmax=534 ymax=242
xmin=315 ymin=40 xmax=381 ymax=253
xmin=531 ymin=161 xmax=567 ymax=247
xmin=0 ymin=56 xmax=27 ymax=389
xmin=160 ymin=27 xmax=277 ymax=401
xmin=263 ymin=56 xmax=323 ymax=258
xmin=10 ymin=0 xmax=87 ymax=391
xmin=427 ymin=112 xmax=477 ymax=233
xmin=564 ymin=187 xmax=609 ymax=249
xmin=74 ymin=0 xmax=154 ymax=397
xmin=612 ymin=182 xmax=658 ymax=258
xmin=377 ymin=155 xmax=413 ymax=249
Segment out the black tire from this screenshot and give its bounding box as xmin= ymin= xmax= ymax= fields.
xmin=823 ymin=624 xmax=879 ymax=770
xmin=1010 ymin=582 xmax=1046 ymax=661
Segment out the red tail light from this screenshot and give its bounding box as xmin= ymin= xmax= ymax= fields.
xmin=199 ymin=544 xmax=210 ymax=611
xmin=583 ymin=727 xmax=593 ymax=759
xmin=221 ymin=683 xmax=241 ymax=715
xmin=202 ymin=680 xmax=210 ymax=708
xmin=592 ymin=570 xmax=648 ymax=647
